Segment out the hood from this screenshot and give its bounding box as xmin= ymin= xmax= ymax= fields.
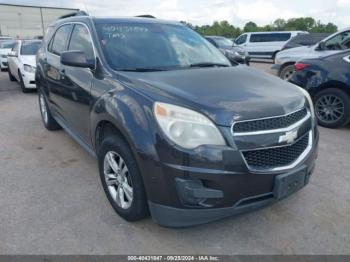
xmin=20 ymin=55 xmax=36 ymax=67
xmin=121 ymin=66 xmax=306 ymax=126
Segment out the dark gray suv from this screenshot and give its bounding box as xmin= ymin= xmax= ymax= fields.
xmin=36 ymin=14 xmax=319 ymax=227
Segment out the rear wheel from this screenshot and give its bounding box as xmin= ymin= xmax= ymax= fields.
xmin=38 ymin=90 xmax=61 ymax=130
xmin=98 ymin=135 xmax=148 ymax=222
xmin=314 ymin=88 xmax=350 ymax=128
xmin=279 ymin=64 xmax=295 ymax=81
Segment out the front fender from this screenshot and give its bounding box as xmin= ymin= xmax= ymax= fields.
xmin=90 ymin=87 xmax=159 ymax=160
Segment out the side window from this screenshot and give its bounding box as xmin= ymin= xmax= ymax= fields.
xmin=51 ymin=24 xmax=73 ymax=55
xmin=275 ymin=33 xmax=291 ymax=41
xmin=235 ymin=34 xmax=247 ymax=45
xmin=250 ymin=34 xmax=263 ymax=42
xmin=325 ymin=31 xmax=350 ymax=50
xmin=68 ymin=24 xmax=95 ymax=63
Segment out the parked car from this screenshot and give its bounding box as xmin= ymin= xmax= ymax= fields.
xmin=233 ymin=31 xmax=307 ymax=60
xmin=273 ymin=28 xmax=350 ymax=80
xmin=205 ymin=36 xmax=250 ymax=65
xmin=36 ymin=15 xmax=318 ymax=227
xmin=0 ymin=40 xmax=16 ymax=71
xmin=0 ymin=36 xmax=13 ymax=41
xmin=7 ymin=39 xmax=42 ymax=92
xmin=290 ymin=51 xmax=350 ymax=128
xmin=281 ymin=33 xmax=330 ymax=51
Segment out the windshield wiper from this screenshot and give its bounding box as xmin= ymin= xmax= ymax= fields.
xmin=189 ymin=62 xmax=230 ymax=68
xmin=118 ymin=67 xmax=170 ymax=72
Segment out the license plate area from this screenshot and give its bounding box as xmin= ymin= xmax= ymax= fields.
xmin=274 ymin=168 xmax=307 ymax=200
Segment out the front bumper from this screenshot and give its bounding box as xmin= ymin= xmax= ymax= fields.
xmin=0 ymin=58 xmax=8 ymax=69
xmin=21 ymin=71 xmax=36 ymax=89
xmin=139 ymin=126 xmax=319 ymax=227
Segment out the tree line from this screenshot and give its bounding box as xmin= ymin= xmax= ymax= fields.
xmin=182 ymin=17 xmax=338 ymax=38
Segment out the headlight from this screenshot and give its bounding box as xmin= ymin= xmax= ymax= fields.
xmin=299 ymin=88 xmax=316 ymax=125
xmin=154 ymin=102 xmax=226 ymax=149
xmin=23 ymin=64 xmax=36 ymax=73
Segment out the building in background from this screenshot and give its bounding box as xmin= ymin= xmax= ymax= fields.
xmin=0 ymin=4 xmax=78 ymax=39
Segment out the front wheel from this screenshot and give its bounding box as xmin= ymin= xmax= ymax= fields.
xmin=98 ymin=136 xmax=149 ymax=222
xmin=19 ymin=71 xmax=29 ymax=93
xmin=314 ymin=88 xmax=350 ymax=128
xmin=8 ymin=67 xmax=16 ymax=81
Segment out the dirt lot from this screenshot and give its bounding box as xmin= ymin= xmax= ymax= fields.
xmin=0 ymin=63 xmax=349 ymax=255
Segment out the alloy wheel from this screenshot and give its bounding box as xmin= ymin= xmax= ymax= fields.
xmin=103 ymin=151 xmax=133 ymax=209
xmin=39 ymin=94 xmax=48 ymax=124
xmin=315 ymin=94 xmax=345 ymax=124
xmin=282 ymin=68 xmax=294 ymax=80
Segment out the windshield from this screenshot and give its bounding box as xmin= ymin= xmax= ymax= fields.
xmin=95 ymin=22 xmax=230 ymax=70
xmin=20 ymin=41 xmax=42 ymax=55
xmin=0 ymin=41 xmax=16 ymax=49
xmin=213 ymin=38 xmax=233 ymax=48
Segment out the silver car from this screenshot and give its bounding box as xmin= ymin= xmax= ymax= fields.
xmin=272 ymin=27 xmax=350 ymax=80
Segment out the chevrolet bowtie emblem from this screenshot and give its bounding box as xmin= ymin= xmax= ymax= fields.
xmin=279 ymin=130 xmax=298 ymax=144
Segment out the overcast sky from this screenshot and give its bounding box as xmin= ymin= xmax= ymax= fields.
xmin=1 ymin=0 xmax=349 ymax=28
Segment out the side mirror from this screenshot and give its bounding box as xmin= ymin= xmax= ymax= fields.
xmin=316 ymin=42 xmax=326 ymax=51
xmin=8 ymin=51 xmax=17 ymax=57
xmin=60 ymin=51 xmax=95 ymax=69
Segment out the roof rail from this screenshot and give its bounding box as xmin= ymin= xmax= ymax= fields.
xmin=135 ymin=15 xmax=156 ymax=18
xmin=59 ymin=10 xmax=89 ymax=19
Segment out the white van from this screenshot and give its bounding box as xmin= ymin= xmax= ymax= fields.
xmin=234 ymin=31 xmax=308 ymax=60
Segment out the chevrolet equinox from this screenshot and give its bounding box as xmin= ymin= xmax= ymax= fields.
xmin=36 ymin=15 xmax=319 ymax=227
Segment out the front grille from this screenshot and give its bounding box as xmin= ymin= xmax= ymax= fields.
xmin=242 ymin=133 xmax=309 ymax=171
xmin=233 ymin=108 xmax=308 ymax=133
xmin=2 ymin=62 xmax=8 ymax=66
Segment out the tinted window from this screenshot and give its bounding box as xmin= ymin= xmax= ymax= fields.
xmin=235 ymin=34 xmax=247 ymax=45
xmin=325 ymin=31 xmax=350 ymax=50
xmin=95 ymin=22 xmax=229 ymax=70
xmin=68 ymin=24 xmax=95 ymax=62
xmin=250 ymin=33 xmax=291 ymax=43
xmin=51 ymin=24 xmax=73 ymax=55
xmin=20 ymin=41 xmax=42 ymax=55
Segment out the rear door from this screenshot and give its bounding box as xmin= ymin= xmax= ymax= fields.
xmin=45 ymin=24 xmax=73 ymax=119
xmin=59 ymin=23 xmax=96 ymax=143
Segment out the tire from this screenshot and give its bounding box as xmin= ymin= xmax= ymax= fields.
xmin=314 ymin=88 xmax=350 ymax=128
xmin=38 ymin=90 xmax=61 ymax=131
xmin=98 ymin=135 xmax=149 ymax=222
xmin=8 ymin=67 xmax=16 ymax=81
xmin=1 ymin=67 xmax=6 ymax=72
xmin=19 ymin=71 xmax=30 ymax=93
xmin=279 ymin=64 xmax=295 ymax=81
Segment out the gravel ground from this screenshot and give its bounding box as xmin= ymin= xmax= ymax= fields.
xmin=0 ymin=63 xmax=349 ymax=255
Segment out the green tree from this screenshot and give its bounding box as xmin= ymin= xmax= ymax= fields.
xmin=243 ymin=21 xmax=259 ymax=32
xmin=273 ymin=19 xmax=286 ymax=30
xmin=285 ymin=17 xmax=316 ymax=31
